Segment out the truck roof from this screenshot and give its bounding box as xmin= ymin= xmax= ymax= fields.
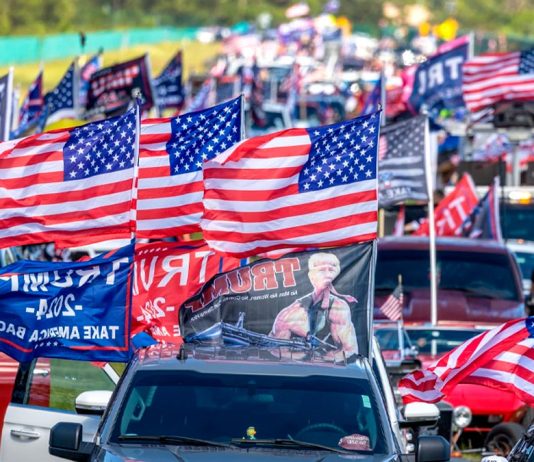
xmin=378 ymin=236 xmax=512 ymax=254
xmin=134 ymin=344 xmax=371 ymax=380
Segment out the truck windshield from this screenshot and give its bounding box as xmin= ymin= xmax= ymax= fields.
xmin=111 ymin=370 xmax=388 ymax=453
xmin=376 ymin=249 xmax=521 ymax=301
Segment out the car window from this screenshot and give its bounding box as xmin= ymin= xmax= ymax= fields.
xmin=111 ymin=370 xmax=389 ymax=453
xmin=24 ymin=359 xmax=117 ymax=412
xmin=501 ymin=203 xmax=534 ymax=242
xmin=514 ymin=251 xmax=534 ymax=281
xmin=376 ymin=249 xmax=521 ymax=301
xmin=405 ymin=329 xmax=481 ymax=355
xmin=374 ymin=328 xmax=412 ymax=351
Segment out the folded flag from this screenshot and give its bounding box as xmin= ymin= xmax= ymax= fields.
xmin=137 ymin=96 xmax=243 ymax=239
xmin=399 ymin=317 xmax=534 ymax=405
xmin=201 ymin=111 xmax=381 ymax=257
xmin=0 ymin=105 xmax=139 ymax=249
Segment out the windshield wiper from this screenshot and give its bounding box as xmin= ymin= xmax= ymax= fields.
xmin=118 ymin=434 xmax=233 ymax=448
xmin=231 ymin=437 xmax=347 ymax=453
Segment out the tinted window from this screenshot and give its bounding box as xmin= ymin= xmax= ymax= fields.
xmin=376 ymin=249 xmax=520 ymax=300
xmin=374 ymin=328 xmax=412 ymax=351
xmin=406 ymin=329 xmax=481 ymax=355
xmin=514 ymin=251 xmax=534 ymax=281
xmin=112 ymin=371 xmax=388 ymax=453
xmin=501 ymin=203 xmax=534 ymax=241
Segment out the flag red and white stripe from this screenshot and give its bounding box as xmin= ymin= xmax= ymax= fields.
xmin=201 ymin=113 xmax=380 ymax=258
xmin=0 ymin=110 xmax=138 ymax=249
xmin=136 ymin=97 xmax=242 ymax=239
xmin=399 ymin=317 xmax=534 ymax=405
xmin=463 ymin=51 xmax=534 ymax=113
xmin=137 ymin=117 xmax=205 ymax=239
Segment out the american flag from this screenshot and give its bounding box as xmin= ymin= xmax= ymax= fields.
xmin=12 ymin=71 xmax=43 ymax=138
xmin=137 ymin=96 xmax=243 ymax=239
xmin=40 ymin=62 xmax=78 ymax=130
xmin=378 ymin=115 xmax=428 ymax=208
xmin=380 ymin=282 xmax=403 ymax=321
xmin=463 ymin=49 xmax=534 ymax=113
xmin=399 ymin=317 xmax=534 ymax=405
xmin=0 ymin=106 xmax=139 ymax=249
xmin=201 ymin=111 xmax=381 ymax=257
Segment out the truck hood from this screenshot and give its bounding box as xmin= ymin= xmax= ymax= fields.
xmin=374 ymin=289 xmax=524 ymax=324
xmin=96 ymin=444 xmax=397 ymax=461
xmin=444 ymin=383 xmax=526 ymax=414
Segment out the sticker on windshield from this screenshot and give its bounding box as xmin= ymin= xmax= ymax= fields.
xmin=362 ymin=395 xmax=371 ymax=408
xmin=339 ymin=434 xmax=371 ymax=451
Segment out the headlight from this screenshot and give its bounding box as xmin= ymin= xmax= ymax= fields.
xmin=453 ymin=406 xmax=472 ymax=429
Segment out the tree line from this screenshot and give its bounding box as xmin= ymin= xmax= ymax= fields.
xmin=0 ymin=0 xmax=532 ymax=39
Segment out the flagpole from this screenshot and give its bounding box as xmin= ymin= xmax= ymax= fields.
xmin=397 ymin=273 xmax=404 ymax=361
xmin=424 ymin=115 xmax=438 ymax=326
xmin=3 ymin=67 xmax=13 ymax=142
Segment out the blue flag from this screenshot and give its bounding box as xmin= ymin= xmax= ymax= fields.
xmin=0 ymin=244 xmax=135 ymax=363
xmin=460 ymin=177 xmax=502 ymax=242
xmin=154 ymin=50 xmax=184 ymax=110
xmin=362 ymin=75 xmax=382 ymax=115
xmin=11 ymin=71 xmax=43 ymax=139
xmin=408 ymin=41 xmax=468 ymax=119
xmin=39 ymin=61 xmax=78 ymax=131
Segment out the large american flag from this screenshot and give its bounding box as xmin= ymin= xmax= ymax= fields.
xmin=399 ymin=317 xmax=534 ymax=405
xmin=379 ymin=282 xmax=403 ymax=321
xmin=463 ymin=49 xmax=534 ymax=113
xmin=137 ymin=96 xmax=242 ymax=239
xmin=201 ymin=111 xmax=381 ymax=257
xmin=0 ymin=106 xmax=139 ymax=249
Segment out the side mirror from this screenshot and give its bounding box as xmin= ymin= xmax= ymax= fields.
xmin=49 ymin=422 xmax=93 ymax=461
xmin=417 ymin=435 xmax=450 ymax=462
xmin=75 ymin=390 xmax=112 ymax=415
xmin=400 ymin=402 xmax=440 ymax=428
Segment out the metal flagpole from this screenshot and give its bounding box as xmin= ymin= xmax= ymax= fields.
xmin=397 ymin=273 xmax=404 ymax=361
xmin=424 ymin=115 xmax=438 ymax=327
xmin=2 ymin=67 xmax=13 ymax=142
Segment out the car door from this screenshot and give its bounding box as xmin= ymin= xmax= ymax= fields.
xmin=0 ymin=358 xmax=119 ymax=462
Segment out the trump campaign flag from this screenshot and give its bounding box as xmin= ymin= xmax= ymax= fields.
xmin=378 ymin=115 xmax=428 ymax=207
xmin=40 ymin=61 xmax=79 ymax=130
xmin=132 ymin=241 xmax=241 ymax=342
xmin=399 ymin=317 xmax=534 ymax=405
xmin=415 ymin=173 xmax=479 ymax=237
xmin=12 ymin=70 xmax=43 ymax=139
xmin=0 ymin=105 xmax=139 ymax=249
xmin=408 ymin=38 xmax=468 ymax=117
xmin=463 ymin=49 xmax=534 ymax=113
xmin=86 ymin=55 xmax=154 ymax=117
xmin=201 ymin=111 xmax=381 ymax=257
xmin=460 ymin=176 xmax=502 ymax=241
xmin=154 ymin=50 xmax=184 ymax=111
xmin=181 ymin=243 xmax=376 ymax=359
xmin=0 ymin=243 xmax=134 ymax=363
xmin=137 ymin=96 xmax=243 ymax=239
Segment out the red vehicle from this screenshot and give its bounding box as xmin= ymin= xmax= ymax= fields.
xmin=374 ymin=237 xmax=531 ymax=455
